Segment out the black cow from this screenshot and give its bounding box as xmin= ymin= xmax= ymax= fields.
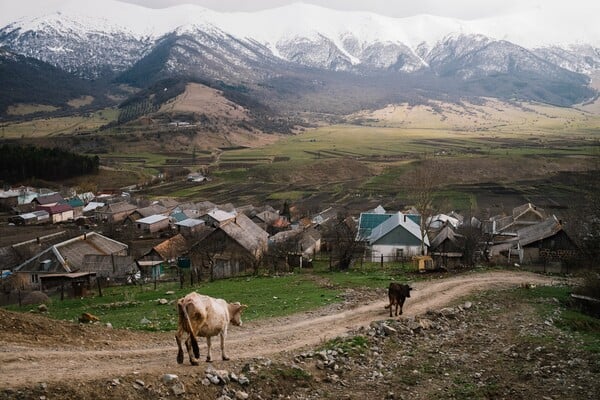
xmin=386 ymin=282 xmax=412 ymax=317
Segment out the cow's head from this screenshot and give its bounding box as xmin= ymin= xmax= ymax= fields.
xmin=229 ymin=302 xmax=248 ymax=326
xmin=405 ymin=285 xmax=413 ymax=298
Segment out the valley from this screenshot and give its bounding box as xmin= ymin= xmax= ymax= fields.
xmin=2 ymin=91 xmax=597 ymax=219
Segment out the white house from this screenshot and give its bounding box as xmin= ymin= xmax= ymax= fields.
xmin=367 ymin=212 xmax=429 ymax=261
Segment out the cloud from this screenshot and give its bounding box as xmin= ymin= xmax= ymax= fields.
xmin=120 ymin=0 xmax=536 ymax=19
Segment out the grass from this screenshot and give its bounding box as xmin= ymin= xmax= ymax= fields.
xmin=313 ymin=261 xmax=417 ymax=289
xmin=1 ymin=107 xmax=118 ymax=138
xmin=5 ymin=273 xmax=342 ymax=331
xmin=319 ymin=335 xmax=369 ymax=355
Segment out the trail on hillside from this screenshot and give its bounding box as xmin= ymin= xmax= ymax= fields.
xmin=0 ymin=271 xmax=561 ymax=388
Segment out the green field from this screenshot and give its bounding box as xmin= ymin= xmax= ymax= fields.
xmin=4 ymin=262 xmax=416 ymax=331
xmin=1 ymin=98 xmax=598 ymax=211
xmin=1 ymin=108 xmax=118 ymax=138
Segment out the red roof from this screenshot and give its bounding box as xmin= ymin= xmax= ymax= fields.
xmin=37 ymin=203 xmax=73 ymax=215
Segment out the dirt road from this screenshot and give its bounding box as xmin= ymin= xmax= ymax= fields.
xmin=0 ymin=271 xmax=560 ymax=388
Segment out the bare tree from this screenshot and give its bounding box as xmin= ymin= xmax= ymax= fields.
xmin=267 ymin=233 xmax=302 ymax=273
xmin=402 ymin=158 xmax=444 ymax=255
xmin=322 ymin=212 xmax=364 ymax=270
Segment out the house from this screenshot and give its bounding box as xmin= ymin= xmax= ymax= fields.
xmin=0 ymin=189 xmax=20 ymax=211
xmin=95 ymin=201 xmax=137 ymax=223
xmin=191 ymin=213 xmax=268 ymax=279
xmin=127 ymin=204 xmax=169 ymax=222
xmin=427 ymin=213 xmax=462 ymax=230
xmin=136 ymin=234 xmax=190 ymax=279
xmin=175 ymin=218 xmax=205 ymax=236
xmin=195 ymin=201 xmax=217 ymax=214
xmin=82 ymin=201 xmax=105 ymax=214
xmin=269 ymin=227 xmax=321 ymax=269
xmin=429 ymin=225 xmax=465 ymax=269
xmin=187 ymin=172 xmax=207 ymax=183
xmin=157 ymin=198 xmax=179 ymax=211
xmin=490 ymin=216 xmax=578 ymax=270
xmin=311 ymin=207 xmax=340 ymax=227
xmin=36 ymin=203 xmax=74 ymax=223
xmin=13 ymin=232 xmax=128 ymax=289
xmin=485 ymin=203 xmax=547 ymax=235
xmin=135 ymin=214 xmax=170 ymax=233
xmin=8 ymin=210 xmax=50 ymax=225
xmin=366 ymin=212 xmax=429 ymax=262
xmin=31 ymin=193 xmax=64 ymax=207
xmin=66 ymin=197 xmax=85 ymax=219
xmin=201 ymin=209 xmax=237 ymax=227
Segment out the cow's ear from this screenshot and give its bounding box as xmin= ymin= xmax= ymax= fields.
xmin=241 ymin=304 xmax=248 ymax=310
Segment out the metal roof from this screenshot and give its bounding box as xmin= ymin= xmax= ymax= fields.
xmin=136 ymin=214 xmax=169 ymax=224
xmin=368 ymin=212 xmax=429 ymax=246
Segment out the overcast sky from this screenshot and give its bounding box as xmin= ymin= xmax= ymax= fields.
xmin=120 ymin=0 xmax=541 ymax=20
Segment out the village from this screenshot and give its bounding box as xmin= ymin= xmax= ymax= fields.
xmin=0 ymin=179 xmax=580 ymax=304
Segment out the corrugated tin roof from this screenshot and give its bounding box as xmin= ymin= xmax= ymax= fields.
xmin=33 ymin=193 xmax=63 ymax=205
xmin=83 ymin=201 xmax=105 ymax=212
xmin=137 ymin=214 xmax=169 ymax=224
xmin=176 ymin=218 xmax=204 ymax=227
xmin=206 ymin=209 xmax=236 ymax=222
xmin=37 ymin=203 xmax=73 ymax=214
xmin=358 ymin=213 xmax=394 ymax=238
xmin=67 ymin=197 xmax=85 ymax=207
xmin=368 ymin=212 xmax=429 ymax=246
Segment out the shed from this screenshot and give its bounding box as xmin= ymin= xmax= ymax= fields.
xmin=136 ymin=214 xmax=170 ymax=233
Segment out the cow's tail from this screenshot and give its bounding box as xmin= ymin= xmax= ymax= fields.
xmin=178 ymin=300 xmax=200 ymax=359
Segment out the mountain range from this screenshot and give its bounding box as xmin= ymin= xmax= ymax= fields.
xmin=1 ymin=1 xmax=599 ymax=117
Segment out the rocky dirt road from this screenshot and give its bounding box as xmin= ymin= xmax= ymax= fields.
xmin=0 ymin=270 xmax=560 ymax=389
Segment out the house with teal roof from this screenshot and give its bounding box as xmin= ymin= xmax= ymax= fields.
xmin=364 ymin=212 xmax=429 ymax=262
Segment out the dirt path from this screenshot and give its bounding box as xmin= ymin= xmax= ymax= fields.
xmin=0 ymin=271 xmax=560 ymax=388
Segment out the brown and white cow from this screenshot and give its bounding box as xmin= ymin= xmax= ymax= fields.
xmin=175 ymin=292 xmax=247 ymax=365
xmin=385 ymin=282 xmax=412 ymax=317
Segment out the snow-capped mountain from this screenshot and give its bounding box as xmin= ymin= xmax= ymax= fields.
xmin=1 ymin=0 xmax=599 ymax=78
xmin=0 ymin=0 xmax=598 ymax=109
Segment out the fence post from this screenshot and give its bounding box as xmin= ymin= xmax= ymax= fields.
xmin=380 ymin=254 xmax=383 ymax=268
xmin=97 ymin=278 xmax=103 ymax=297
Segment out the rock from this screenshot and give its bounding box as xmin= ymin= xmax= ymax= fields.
xmin=237 ymin=374 xmax=250 ymax=385
xmin=134 ymin=379 xmax=145 ymax=387
xmin=106 ymin=322 xmax=113 ymax=329
xmin=165 ymin=291 xmax=175 ymax=295
xmin=140 ymin=317 xmax=151 ymax=325
xmin=381 ymin=324 xmax=397 ymax=336
xmin=439 ymin=307 xmax=458 ymax=318
xmin=110 ymin=378 xmax=120 ymax=386
xmin=463 ymin=301 xmax=473 ymax=309
xmin=235 ymin=390 xmax=249 ymax=400
xmin=213 ymin=369 xmax=231 ymax=384
xmin=201 ymin=378 xmax=211 ymax=386
xmin=418 ymin=318 xmax=434 ymax=330
xmin=158 ymin=298 xmax=169 ymax=305
xmin=38 ymin=304 xmax=48 ymax=313
xmin=171 ymin=381 xmax=185 ymax=395
xmin=162 ymin=374 xmax=178 ymax=384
